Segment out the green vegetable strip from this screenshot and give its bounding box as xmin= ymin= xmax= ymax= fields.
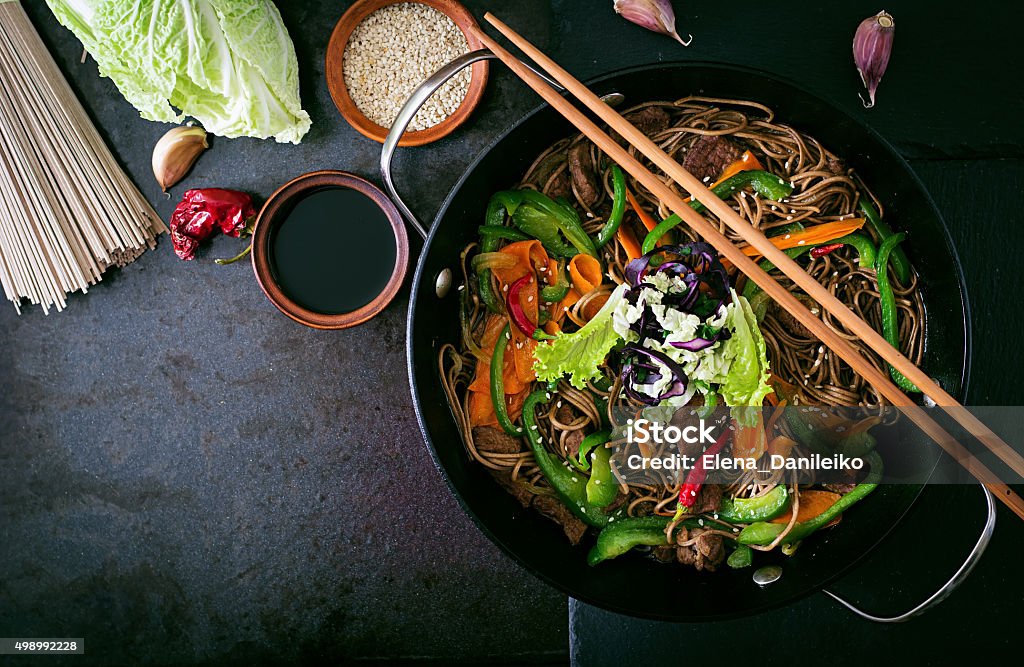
xmin=741 ymin=247 xmax=811 ymax=301
xmin=838 ymin=431 xmax=877 ymax=458
xmin=738 ymin=452 xmax=883 ymax=546
xmin=490 ymin=325 xmax=523 ymax=437
xmin=876 ymin=233 xmax=920 ymax=392
xmin=859 ymin=198 xmax=911 ymax=284
xmin=586 ymin=446 xmax=617 ymax=508
xmin=587 ymin=514 xmax=719 ymax=566
xmin=717 ymin=485 xmax=790 ymax=523
xmin=478 ymin=225 xmax=531 ymax=242
xmin=593 ymin=165 xmax=627 ymax=248
xmin=514 ymin=190 xmax=599 ymax=258
xmin=539 ymin=259 xmax=571 ymax=303
xmin=477 ymin=197 xmax=511 ymax=313
xmin=641 ymin=170 xmax=795 ymax=254
xmin=782 ymin=409 xmax=834 ymax=455
xmin=569 ymin=429 xmax=612 ymax=472
xmin=587 ymin=516 xmax=671 ymax=566
xmin=727 ymin=544 xmax=754 ymax=569
xmin=521 ymin=391 xmax=612 ymax=527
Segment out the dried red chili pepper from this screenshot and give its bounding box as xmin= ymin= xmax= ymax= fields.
xmin=169 ymin=188 xmax=256 ymax=260
xmin=809 ymin=243 xmax=845 ymax=259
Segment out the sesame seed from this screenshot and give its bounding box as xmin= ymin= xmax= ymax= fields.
xmin=797 ymin=239 xmax=806 ymax=245
xmin=343 ymin=3 xmax=471 ymax=130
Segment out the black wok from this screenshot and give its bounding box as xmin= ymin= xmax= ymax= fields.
xmin=405 ymin=63 xmax=970 ymax=621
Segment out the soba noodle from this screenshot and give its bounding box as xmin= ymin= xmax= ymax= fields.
xmin=439 ymin=97 xmax=924 ymax=567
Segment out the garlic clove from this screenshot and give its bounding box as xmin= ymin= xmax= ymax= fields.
xmin=853 ymin=10 xmax=895 ymax=109
xmin=152 ymin=126 xmax=209 ymax=192
xmin=613 ymin=0 xmax=692 ymax=46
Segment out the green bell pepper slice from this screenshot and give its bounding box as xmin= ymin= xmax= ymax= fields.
xmin=718 ymin=485 xmax=790 ymax=523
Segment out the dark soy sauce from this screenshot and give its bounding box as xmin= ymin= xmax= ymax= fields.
xmin=269 ymin=187 xmax=396 ymax=314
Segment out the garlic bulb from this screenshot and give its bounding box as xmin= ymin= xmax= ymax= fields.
xmin=152 ymin=126 xmax=208 ymax=192
xmin=853 ymin=10 xmax=895 ymax=109
xmin=613 ymin=0 xmax=692 ymax=46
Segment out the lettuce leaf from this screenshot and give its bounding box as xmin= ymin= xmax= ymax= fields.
xmin=533 ymin=284 xmax=628 ymax=389
xmin=719 ymin=290 xmax=773 ymax=408
xmin=46 ymin=0 xmax=311 ymax=143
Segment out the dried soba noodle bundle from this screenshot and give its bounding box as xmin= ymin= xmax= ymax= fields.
xmin=0 ymin=1 xmax=165 ymax=314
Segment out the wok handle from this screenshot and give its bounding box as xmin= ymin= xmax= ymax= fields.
xmin=380 ymin=49 xmax=566 ymax=239
xmin=822 ymin=483 xmax=996 ymax=623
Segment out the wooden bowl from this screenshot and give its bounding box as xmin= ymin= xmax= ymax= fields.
xmin=251 ymin=171 xmax=409 ymax=329
xmin=325 ymin=0 xmax=489 ymax=146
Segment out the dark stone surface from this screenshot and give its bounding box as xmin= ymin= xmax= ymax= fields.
xmin=1 ymin=0 xmax=1022 ymax=665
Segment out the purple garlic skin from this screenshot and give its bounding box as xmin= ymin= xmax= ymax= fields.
xmin=614 ymin=0 xmax=692 ymax=46
xmin=853 ymin=10 xmax=895 ymax=108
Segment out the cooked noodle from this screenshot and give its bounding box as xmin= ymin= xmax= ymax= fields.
xmin=438 ymin=97 xmax=925 ymax=566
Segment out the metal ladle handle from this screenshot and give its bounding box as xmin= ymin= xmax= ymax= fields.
xmin=822 ymin=483 xmax=996 ymax=623
xmin=380 ymin=49 xmax=566 ymax=239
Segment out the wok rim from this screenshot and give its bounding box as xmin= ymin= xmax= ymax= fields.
xmin=405 ymin=61 xmax=972 ymax=621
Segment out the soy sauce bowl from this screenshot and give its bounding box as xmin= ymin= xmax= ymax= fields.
xmin=251 ymin=171 xmax=409 ymax=329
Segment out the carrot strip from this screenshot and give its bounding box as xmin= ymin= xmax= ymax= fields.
xmin=767 ymin=435 xmax=798 ymax=458
xmin=732 ymin=414 xmax=766 ymax=460
xmin=626 ymin=188 xmax=658 ymax=232
xmin=568 ymin=254 xmax=602 ymax=293
xmin=721 ymin=218 xmax=866 ymax=268
xmin=771 ymin=490 xmax=842 ymax=525
xmin=765 ymin=399 xmax=787 ymax=431
xmin=556 ymin=254 xmax=608 ymax=322
xmin=616 ymin=224 xmax=643 ymax=260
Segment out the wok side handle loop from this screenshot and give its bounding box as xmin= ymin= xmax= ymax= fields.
xmin=822 ymin=483 xmax=995 ymax=623
xmin=380 ymin=49 xmax=566 ymax=240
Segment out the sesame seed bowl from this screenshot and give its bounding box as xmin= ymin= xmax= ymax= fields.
xmin=326 ymin=0 xmax=490 ymax=147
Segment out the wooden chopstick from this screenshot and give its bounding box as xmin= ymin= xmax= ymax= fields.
xmin=482 ymin=15 xmax=1021 ymax=482
xmin=469 ymin=16 xmax=1024 ymax=520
